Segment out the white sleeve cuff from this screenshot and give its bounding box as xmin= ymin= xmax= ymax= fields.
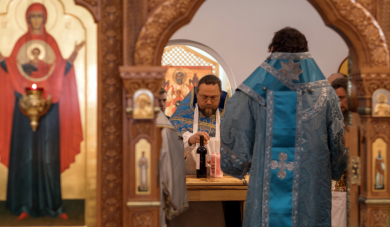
xmin=182 ymin=131 xmax=195 ymax=149
xmin=182 ymin=131 xmax=195 ymax=159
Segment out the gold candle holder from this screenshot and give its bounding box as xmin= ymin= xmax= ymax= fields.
xmin=19 ymin=85 xmax=52 ymax=131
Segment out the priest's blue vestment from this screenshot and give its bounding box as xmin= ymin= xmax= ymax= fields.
xmin=170 ymin=88 xmax=228 ymax=137
xmin=221 ymin=52 xmax=346 ymax=227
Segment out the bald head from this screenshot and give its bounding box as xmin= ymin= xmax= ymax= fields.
xmin=328 ymin=73 xmax=347 ymax=84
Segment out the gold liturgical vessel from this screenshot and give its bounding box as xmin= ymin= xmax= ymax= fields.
xmin=19 ymin=84 xmax=51 ymax=131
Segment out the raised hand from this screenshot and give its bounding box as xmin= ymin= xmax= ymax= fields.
xmin=68 ymin=41 xmax=85 ymax=64
xmin=74 ymin=41 xmax=85 ymax=53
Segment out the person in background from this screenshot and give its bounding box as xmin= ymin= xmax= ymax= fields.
xmin=171 ymin=75 xmax=227 ymax=175
xmin=169 ymin=75 xmax=241 ymax=227
xmin=328 ymin=72 xmax=347 ymax=84
xmin=157 ymin=110 xmax=188 ymax=227
xmin=331 ymin=77 xmax=349 ymax=124
xmin=330 ymin=76 xmax=350 ymax=227
xmin=159 ymin=87 xmax=169 ymax=119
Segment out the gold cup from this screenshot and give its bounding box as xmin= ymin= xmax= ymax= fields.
xmin=19 ymin=87 xmax=51 ymax=131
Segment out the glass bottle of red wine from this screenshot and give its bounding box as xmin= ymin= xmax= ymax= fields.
xmin=196 ymin=135 xmax=207 ymax=178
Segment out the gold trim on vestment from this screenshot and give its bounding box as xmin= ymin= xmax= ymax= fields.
xmin=157 ymin=124 xmax=175 ymax=129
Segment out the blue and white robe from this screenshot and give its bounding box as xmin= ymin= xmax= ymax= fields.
xmin=170 ymin=88 xmax=228 ymax=175
xmin=221 ymin=52 xmax=346 ymax=227
xmin=170 ymin=88 xmax=228 ymax=137
xmin=169 ymin=89 xmax=236 ymax=227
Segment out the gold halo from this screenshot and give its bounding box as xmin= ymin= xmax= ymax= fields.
xmin=26 ymin=43 xmax=46 ymax=60
xmin=172 ymin=68 xmax=187 ymax=84
xmin=16 ymin=40 xmax=56 ymax=82
xmin=15 ymin=0 xmax=59 ymax=32
xmin=377 ymin=93 xmax=388 ymax=103
xmin=136 ymin=94 xmax=151 ymax=106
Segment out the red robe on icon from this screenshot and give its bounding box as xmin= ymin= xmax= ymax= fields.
xmin=0 ymin=3 xmax=83 ymax=218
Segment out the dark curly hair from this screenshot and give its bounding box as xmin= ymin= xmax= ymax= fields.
xmin=331 ymin=77 xmax=348 ymax=92
xmin=268 ymin=27 xmax=309 ymax=53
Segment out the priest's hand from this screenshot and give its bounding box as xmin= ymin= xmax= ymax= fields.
xmin=189 ymin=131 xmax=210 ymax=145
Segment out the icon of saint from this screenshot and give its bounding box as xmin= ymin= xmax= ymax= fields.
xmin=138 ymin=151 xmax=148 ymax=192
xmin=189 ymin=73 xmax=199 ymax=90
xmin=134 ymin=93 xmax=153 ymax=118
xmin=0 ymin=3 xmax=84 ymax=220
xmin=375 ymin=150 xmax=386 ymax=190
xmin=166 ymin=71 xmax=189 ymax=116
xmin=374 ymin=94 xmax=390 ymax=116
xmin=166 ymin=87 xmax=184 ymax=115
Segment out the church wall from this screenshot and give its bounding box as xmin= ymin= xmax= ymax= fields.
xmin=171 ymin=0 xmax=349 ymax=88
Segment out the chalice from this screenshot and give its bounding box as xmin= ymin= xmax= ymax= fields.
xmin=19 ymin=84 xmax=52 ymax=131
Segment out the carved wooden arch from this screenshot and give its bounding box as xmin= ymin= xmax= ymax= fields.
xmin=134 ymin=0 xmax=205 ymax=66
xmin=309 ymin=0 xmax=389 ymax=72
xmin=75 ymin=0 xmax=100 ymax=22
xmin=123 ymin=1 xmax=390 ymax=227
xmin=134 ymin=0 xmax=389 ymax=72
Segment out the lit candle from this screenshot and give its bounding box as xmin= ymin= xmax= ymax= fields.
xmin=31 ymin=84 xmax=37 ymax=90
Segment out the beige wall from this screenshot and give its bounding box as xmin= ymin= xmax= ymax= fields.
xmin=171 ymin=0 xmax=349 ymax=88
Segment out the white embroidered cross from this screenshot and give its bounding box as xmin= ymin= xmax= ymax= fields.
xmin=270 ymin=152 xmax=294 ymax=179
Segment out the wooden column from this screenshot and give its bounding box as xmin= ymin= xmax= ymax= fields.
xmin=353 ymin=71 xmax=390 ymax=226
xmin=116 ymin=0 xmax=204 ymax=226
xmin=308 ymin=0 xmax=390 ymax=225
xmin=120 ymin=66 xmax=166 ymax=227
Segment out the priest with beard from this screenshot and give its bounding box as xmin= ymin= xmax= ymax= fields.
xmin=169 ymin=75 xmax=241 ymax=227
xmin=331 ymin=77 xmax=349 ymax=124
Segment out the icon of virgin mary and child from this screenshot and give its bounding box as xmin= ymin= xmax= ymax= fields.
xmin=0 ymin=3 xmax=84 ymax=220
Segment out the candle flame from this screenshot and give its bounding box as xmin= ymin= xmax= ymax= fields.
xmin=32 ymin=84 xmax=37 ymax=90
